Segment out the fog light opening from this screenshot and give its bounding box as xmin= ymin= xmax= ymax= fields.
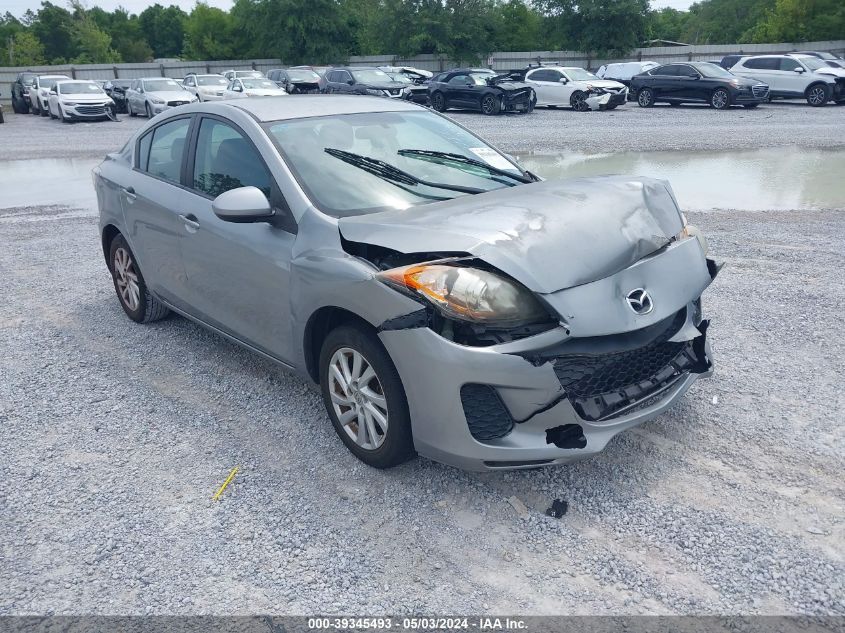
xmin=545 ymin=424 xmax=587 ymax=449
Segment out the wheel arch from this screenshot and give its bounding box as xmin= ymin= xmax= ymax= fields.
xmin=303 ymin=306 xmax=375 ymax=384
xmin=805 ymin=81 xmax=831 ymax=96
xmin=101 ymin=224 xmax=122 ymax=267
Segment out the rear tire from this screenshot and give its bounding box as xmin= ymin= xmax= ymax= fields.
xmin=805 ymin=83 xmax=830 ymax=107
xmin=319 ymin=324 xmax=415 ymax=469
xmin=108 ymin=234 xmax=171 ymax=324
xmin=637 ymin=88 xmax=655 ymax=108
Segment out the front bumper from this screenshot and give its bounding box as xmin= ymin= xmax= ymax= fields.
xmin=588 ymin=89 xmax=627 ymax=110
xmin=378 ymin=237 xmax=717 ymax=471
xmin=380 ymin=305 xmax=712 ymax=471
xmin=63 ymin=103 xmax=113 ymax=119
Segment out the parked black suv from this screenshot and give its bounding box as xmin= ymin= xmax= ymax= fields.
xmin=322 ymin=67 xmax=409 ymax=99
xmin=10 ymin=71 xmax=37 ymax=113
xmin=630 ymin=62 xmax=769 ymax=109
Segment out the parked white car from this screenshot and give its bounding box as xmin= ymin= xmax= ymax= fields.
xmin=182 ymin=74 xmax=229 ymax=101
xmin=47 ymin=80 xmax=114 ymax=122
xmin=596 ymin=61 xmax=659 ymax=85
xmin=523 ymin=66 xmax=628 ymax=110
xmin=222 ymin=78 xmax=288 ymax=99
xmin=30 ymin=74 xmax=70 ymax=116
xmin=730 ymin=54 xmax=844 ymax=106
xmin=126 ymin=77 xmax=198 ymax=117
xmin=222 ymin=69 xmax=265 ymax=81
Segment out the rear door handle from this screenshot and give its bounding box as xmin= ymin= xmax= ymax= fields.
xmin=178 ymin=213 xmax=200 ymax=231
xmin=121 ymin=186 xmax=136 ymax=202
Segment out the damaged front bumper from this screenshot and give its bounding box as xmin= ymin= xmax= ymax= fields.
xmin=584 ymin=88 xmax=628 ymax=110
xmin=377 ymin=238 xmax=718 ymax=471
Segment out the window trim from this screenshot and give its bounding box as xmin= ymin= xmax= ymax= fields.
xmin=133 ymin=114 xmax=197 ymax=192
xmin=185 ymin=113 xmax=297 ymax=233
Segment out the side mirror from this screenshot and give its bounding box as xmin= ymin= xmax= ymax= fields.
xmin=212 ymin=187 xmax=274 ymax=223
xmin=234 ymin=85 xmax=243 ymax=92
xmin=559 ymin=77 xmax=568 ymax=84
xmin=794 ymin=67 xmax=805 ymax=73
xmin=346 ymin=79 xmax=355 ymax=85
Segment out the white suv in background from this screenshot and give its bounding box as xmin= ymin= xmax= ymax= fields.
xmin=30 ymin=74 xmax=70 ymax=116
xmin=730 ymin=54 xmax=844 ymax=106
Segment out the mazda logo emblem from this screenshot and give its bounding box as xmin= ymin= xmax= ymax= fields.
xmin=626 ymin=288 xmax=654 ymax=315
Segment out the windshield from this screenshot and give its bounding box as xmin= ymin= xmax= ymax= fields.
xmin=238 ymin=71 xmax=264 ymax=78
xmin=351 ymin=69 xmax=391 ymax=83
xmin=799 ymin=57 xmax=827 ymax=71
xmin=264 ymin=111 xmax=524 ymax=217
xmin=59 ymin=82 xmax=104 ymax=95
xmin=288 ymin=70 xmax=320 ymax=82
xmin=144 ymin=79 xmax=181 ymax=92
xmin=564 ymin=68 xmax=598 ymax=81
xmin=387 ymin=73 xmax=413 ymax=84
xmin=468 ymin=73 xmax=493 ymax=85
xmin=695 ymin=63 xmax=734 ymax=78
xmin=242 ymin=79 xmax=279 ymax=90
xmin=41 ymin=77 xmax=69 ymax=89
xmin=198 ymin=76 xmax=228 ymax=86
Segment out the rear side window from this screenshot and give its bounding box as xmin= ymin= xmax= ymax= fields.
xmin=142 ymin=117 xmax=191 ymax=184
xmin=192 ymin=118 xmax=272 ymax=198
xmin=744 ymin=58 xmax=779 ymax=70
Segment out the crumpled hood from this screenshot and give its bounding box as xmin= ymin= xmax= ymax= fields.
xmin=815 ymin=67 xmax=845 ymax=79
xmin=584 ymin=79 xmax=626 ymax=90
xmin=339 ymin=175 xmax=685 ymax=294
xmin=61 ymin=94 xmax=111 ymax=103
xmin=148 ymin=90 xmax=194 ymax=102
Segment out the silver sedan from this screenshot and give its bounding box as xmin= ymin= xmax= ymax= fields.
xmin=94 ymin=96 xmax=718 ymax=470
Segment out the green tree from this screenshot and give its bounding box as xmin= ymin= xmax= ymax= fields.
xmin=4 ymin=30 xmax=47 ymax=65
xmin=749 ymin=0 xmax=845 ymax=42
xmin=648 ymin=7 xmax=690 ymax=42
xmin=183 ymin=2 xmax=236 ymax=60
xmin=680 ymin=0 xmax=773 ymax=44
xmin=32 ymin=1 xmax=75 ymax=62
xmin=71 ymin=14 xmax=121 ymax=63
xmin=138 ymin=4 xmax=186 ymax=58
xmin=494 ymin=0 xmax=543 ymax=52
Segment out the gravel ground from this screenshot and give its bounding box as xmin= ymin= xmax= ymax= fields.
xmin=0 ymin=107 xmax=843 ymax=616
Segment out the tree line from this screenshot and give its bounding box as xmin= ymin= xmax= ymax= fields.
xmin=1 ymin=0 xmax=842 ymax=68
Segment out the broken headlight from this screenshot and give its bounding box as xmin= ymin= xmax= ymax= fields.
xmin=676 ymin=214 xmax=708 ymax=255
xmin=377 ymin=263 xmax=548 ymax=325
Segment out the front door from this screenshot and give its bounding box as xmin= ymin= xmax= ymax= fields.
xmin=178 ymin=115 xmax=297 ymax=362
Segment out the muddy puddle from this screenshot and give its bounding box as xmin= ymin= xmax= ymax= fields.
xmin=514 ymin=147 xmax=845 ymax=211
xmin=2 ymin=148 xmax=843 ymax=213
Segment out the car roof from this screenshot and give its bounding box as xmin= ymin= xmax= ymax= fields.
xmin=225 ymin=95 xmax=424 ymax=122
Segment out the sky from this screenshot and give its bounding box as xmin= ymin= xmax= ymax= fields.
xmin=5 ymin=0 xmax=695 ymax=18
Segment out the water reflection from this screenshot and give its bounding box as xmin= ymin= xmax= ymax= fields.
xmin=0 ymin=158 xmax=99 ymax=210
xmin=514 ymin=147 xmax=845 ymax=211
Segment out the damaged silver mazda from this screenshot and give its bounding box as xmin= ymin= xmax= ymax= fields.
xmin=95 ymin=96 xmax=718 ymax=470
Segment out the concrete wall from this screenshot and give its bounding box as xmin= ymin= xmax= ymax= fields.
xmin=349 ymin=40 xmax=845 ymax=71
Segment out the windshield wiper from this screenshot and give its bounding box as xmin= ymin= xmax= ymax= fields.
xmin=324 ymin=148 xmax=485 ymax=195
xmin=397 ymin=149 xmax=536 ymax=184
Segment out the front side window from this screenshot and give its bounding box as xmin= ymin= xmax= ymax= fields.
xmin=654 ymin=65 xmax=682 ymax=76
xmin=448 ymin=74 xmax=470 ymax=85
xmin=780 ymin=57 xmax=802 ymax=71
xmin=193 ymin=118 xmax=272 ymax=198
xmin=676 ymin=65 xmax=700 ymax=78
xmin=264 ymin=110 xmax=524 ymax=218
xmin=143 ymin=117 xmax=191 ymax=184
xmin=563 ymin=68 xmax=597 ymax=81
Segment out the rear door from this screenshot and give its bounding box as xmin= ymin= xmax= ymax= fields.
xmin=735 ymin=57 xmax=780 ymax=92
xmin=177 ymin=115 xmax=297 ymax=362
xmin=121 ymin=115 xmax=195 ymax=307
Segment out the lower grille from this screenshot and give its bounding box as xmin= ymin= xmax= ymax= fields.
xmin=752 ymin=85 xmax=769 ymax=98
xmin=76 ymin=105 xmax=107 ymax=115
xmin=460 ymin=384 xmax=514 ymax=441
xmin=167 ymin=100 xmax=188 ymax=106
xmin=551 ymin=311 xmax=709 ymax=421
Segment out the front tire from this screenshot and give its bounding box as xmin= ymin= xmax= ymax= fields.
xmin=145 ymin=102 xmax=153 ymax=118
xmin=805 ymin=83 xmax=830 ymax=107
xmin=49 ymin=104 xmax=57 ymax=119
xmin=570 ymin=91 xmax=589 ymax=111
xmin=430 ymin=91 xmax=446 ymax=112
xmin=319 ymin=324 xmax=414 ymax=469
xmin=108 ymin=234 xmax=170 ymax=324
xmin=711 ymin=88 xmax=731 ymax=110
xmin=128 ymin=102 xmax=136 ymax=117
xmin=40 ymin=100 xmax=49 ymax=116
xmin=481 ymin=94 xmax=500 ymax=115
xmin=637 ymin=87 xmax=655 ymax=108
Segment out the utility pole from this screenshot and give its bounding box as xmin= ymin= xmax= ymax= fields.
xmin=8 ymin=35 xmax=13 ymax=65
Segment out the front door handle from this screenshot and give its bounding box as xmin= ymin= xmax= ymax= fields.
xmin=121 ymin=186 xmax=136 ymax=202
xmin=178 ymin=213 xmax=200 ymax=231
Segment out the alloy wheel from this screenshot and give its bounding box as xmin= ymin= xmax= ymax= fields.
xmin=481 ymin=95 xmax=497 ymax=115
xmin=638 ymin=89 xmax=653 ymax=107
xmin=808 ymin=86 xmax=827 ymax=106
xmin=712 ymin=89 xmax=729 ymax=109
xmin=571 ymin=92 xmax=589 ymax=111
xmin=328 ymin=347 xmax=388 ymax=451
xmin=113 ymin=247 xmax=141 ymax=312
